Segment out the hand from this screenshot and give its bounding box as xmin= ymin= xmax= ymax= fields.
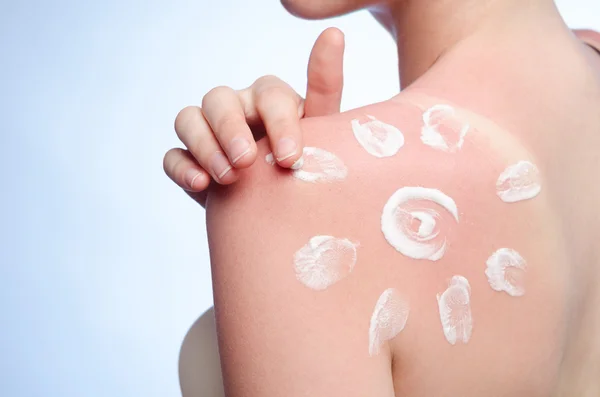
xmin=163 ymin=27 xmax=345 ymax=207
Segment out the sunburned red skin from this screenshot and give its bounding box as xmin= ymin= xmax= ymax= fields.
xmin=197 ymin=24 xmax=600 ymax=393
xmin=206 ymin=78 xmax=597 ymax=395
xmin=176 ymin=4 xmax=600 ymax=391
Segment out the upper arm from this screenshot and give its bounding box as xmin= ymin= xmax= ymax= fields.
xmin=205 ymin=146 xmax=394 ymax=397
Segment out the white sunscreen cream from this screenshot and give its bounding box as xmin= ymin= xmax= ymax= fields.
xmin=265 ymin=147 xmax=347 ymax=183
xmin=381 ymin=187 xmax=459 ymax=261
xmin=293 ymin=236 xmax=358 ymax=291
xmin=437 ymin=275 xmax=473 ymax=345
xmin=485 ymin=248 xmax=527 ymax=297
xmin=421 ymin=104 xmax=469 ymax=152
xmin=351 ymin=115 xmax=405 ymax=158
xmin=496 ymin=160 xmax=541 ymax=203
xmin=368 ymin=288 xmax=409 ymax=356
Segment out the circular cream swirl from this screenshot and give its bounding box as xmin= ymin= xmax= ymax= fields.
xmin=381 ymin=187 xmax=459 ymax=261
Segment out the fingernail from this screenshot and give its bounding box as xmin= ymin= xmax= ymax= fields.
xmin=291 ymin=156 xmax=304 ymax=170
xmin=184 ymin=168 xmax=203 ymax=190
xmin=211 ymin=152 xmax=232 ymax=180
xmin=229 ymin=137 xmax=251 ymax=164
xmin=276 ymin=138 xmax=297 ymax=162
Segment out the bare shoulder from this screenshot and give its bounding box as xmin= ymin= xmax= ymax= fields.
xmin=206 ymin=93 xmax=569 ymax=396
xmin=204 ymin=103 xmax=403 ymax=397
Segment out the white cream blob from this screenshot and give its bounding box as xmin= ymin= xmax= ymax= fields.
xmin=368 ymin=288 xmax=409 ymax=356
xmin=421 ymin=104 xmax=469 ymax=152
xmin=293 ymin=236 xmax=358 ymax=291
xmin=351 ymin=115 xmax=405 ymax=158
xmin=496 ymin=160 xmax=541 ymax=203
xmin=437 ymin=275 xmax=473 ymax=345
xmin=265 ymin=147 xmax=347 ymax=183
xmin=485 ymin=248 xmax=527 ymax=297
xmin=381 ymin=187 xmax=459 ymax=261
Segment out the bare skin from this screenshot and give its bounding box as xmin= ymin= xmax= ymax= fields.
xmin=172 ymin=1 xmax=600 ymax=396
xmin=164 ymin=28 xmax=344 ymax=206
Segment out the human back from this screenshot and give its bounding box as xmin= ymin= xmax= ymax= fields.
xmin=205 ymin=18 xmax=600 ymax=396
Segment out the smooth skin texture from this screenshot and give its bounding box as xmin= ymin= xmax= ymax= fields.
xmin=206 ymin=94 xmax=573 ymax=397
xmin=174 ymin=1 xmax=600 ymax=396
xmin=163 ymin=27 xmax=344 ymax=206
xmin=176 ymin=29 xmax=347 ymax=397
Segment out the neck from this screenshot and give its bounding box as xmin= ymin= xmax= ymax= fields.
xmin=369 ymin=0 xmax=562 ymax=88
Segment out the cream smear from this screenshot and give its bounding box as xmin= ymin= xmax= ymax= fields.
xmin=496 ymin=160 xmax=541 ymax=203
xmin=265 ymin=147 xmax=347 ymax=183
xmin=421 ymin=104 xmax=469 ymax=152
xmin=293 ymin=236 xmax=358 ymax=291
xmin=485 ymin=248 xmax=527 ymax=297
xmin=351 ymin=115 xmax=404 ymax=158
xmin=437 ymin=275 xmax=473 ymax=345
xmin=381 ymin=187 xmax=459 ymax=261
xmin=368 ymin=288 xmax=409 ymax=356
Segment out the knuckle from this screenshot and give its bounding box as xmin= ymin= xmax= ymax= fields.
xmin=189 ymin=138 xmax=209 ymax=159
xmin=254 ymin=74 xmax=280 ymax=87
xmin=190 ymin=134 xmax=221 ymax=162
xmin=261 ymin=106 xmax=297 ymax=131
xmin=255 ymin=85 xmax=290 ymax=108
xmin=270 ymin=117 xmax=296 ymax=133
xmin=174 ymin=106 xmax=198 ymax=132
xmin=202 ymin=85 xmax=234 ymax=107
xmin=216 ymin=113 xmax=246 ymax=132
xmin=255 ymin=84 xmax=300 ymax=111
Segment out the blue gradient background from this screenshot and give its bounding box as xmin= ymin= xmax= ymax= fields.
xmin=0 ymin=1 xmax=598 ymax=395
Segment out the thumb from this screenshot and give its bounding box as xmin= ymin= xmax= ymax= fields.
xmin=304 ymin=27 xmax=345 ymax=117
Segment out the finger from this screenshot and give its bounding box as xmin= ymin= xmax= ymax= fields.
xmin=174 ymin=105 xmax=238 ymax=184
xmin=252 ymin=75 xmax=305 ymax=167
xmin=201 ymin=86 xmax=258 ymax=168
xmin=163 ymin=148 xmax=211 ymax=192
xmin=237 ymin=77 xmax=305 ymax=129
xmin=304 ymin=27 xmax=345 ymax=117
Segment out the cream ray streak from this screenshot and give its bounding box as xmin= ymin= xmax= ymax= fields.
xmin=265 ymin=147 xmax=347 ymax=183
xmin=293 ymin=236 xmax=358 ymax=291
xmin=368 ymin=288 xmax=409 ymax=356
xmin=421 ymin=104 xmax=469 ymax=152
xmin=496 ymin=160 xmax=541 ymax=203
xmin=437 ymin=276 xmax=473 ymax=345
xmin=381 ymin=187 xmax=459 ymax=261
xmin=351 ymin=115 xmax=404 ymax=158
xmin=485 ymin=248 xmax=527 ymax=296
